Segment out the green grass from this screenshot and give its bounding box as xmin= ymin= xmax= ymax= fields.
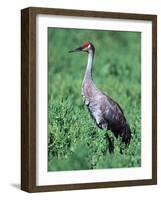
xmin=48 ymin=28 xmax=141 ymax=171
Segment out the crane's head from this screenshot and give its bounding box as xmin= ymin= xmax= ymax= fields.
xmin=69 ymin=41 xmax=95 ymax=53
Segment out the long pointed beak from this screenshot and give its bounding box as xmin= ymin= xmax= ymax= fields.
xmin=68 ymin=46 xmax=83 ymax=53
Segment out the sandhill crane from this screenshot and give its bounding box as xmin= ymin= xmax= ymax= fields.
xmin=69 ymin=41 xmax=131 ymax=153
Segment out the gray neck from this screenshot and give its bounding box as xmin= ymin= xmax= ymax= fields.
xmin=83 ymin=50 xmax=94 ymax=82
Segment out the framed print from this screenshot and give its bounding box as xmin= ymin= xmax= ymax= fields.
xmin=21 ymin=7 xmax=157 ymax=192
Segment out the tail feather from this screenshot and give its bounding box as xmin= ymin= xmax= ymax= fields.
xmin=121 ymin=123 xmax=131 ymax=146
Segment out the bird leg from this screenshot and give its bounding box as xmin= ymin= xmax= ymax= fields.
xmin=106 ymin=134 xmax=114 ymax=154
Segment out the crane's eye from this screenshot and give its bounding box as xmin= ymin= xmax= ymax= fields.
xmin=82 ymin=43 xmax=91 ymax=51
xmin=83 ymin=46 xmax=88 ymax=51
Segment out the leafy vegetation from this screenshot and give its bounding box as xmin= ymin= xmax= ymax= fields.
xmin=48 ymin=28 xmax=141 ymax=171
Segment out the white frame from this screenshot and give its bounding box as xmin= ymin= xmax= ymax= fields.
xmin=36 ymin=14 xmax=152 ymax=186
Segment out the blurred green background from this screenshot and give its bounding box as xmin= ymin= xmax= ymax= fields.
xmin=48 ymin=28 xmax=141 ymax=171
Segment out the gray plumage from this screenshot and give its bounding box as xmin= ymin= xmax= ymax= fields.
xmin=69 ymin=41 xmax=131 ymax=152
xmin=82 ymin=78 xmax=131 ymax=145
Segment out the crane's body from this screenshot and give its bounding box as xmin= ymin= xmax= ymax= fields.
xmin=69 ymin=41 xmax=131 ymax=152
